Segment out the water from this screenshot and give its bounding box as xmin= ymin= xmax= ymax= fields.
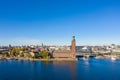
xmin=0 ymin=58 xmax=120 ymax=80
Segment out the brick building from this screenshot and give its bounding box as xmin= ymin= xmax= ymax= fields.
xmin=53 ymin=36 xmax=76 ymax=58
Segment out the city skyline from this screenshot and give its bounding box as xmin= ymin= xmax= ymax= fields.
xmin=0 ymin=0 xmax=120 ymax=46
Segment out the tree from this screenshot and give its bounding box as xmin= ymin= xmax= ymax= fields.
xmin=9 ymin=48 xmax=20 ymax=57
xmin=40 ymin=50 xmax=49 ymax=59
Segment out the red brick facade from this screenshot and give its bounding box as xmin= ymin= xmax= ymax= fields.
xmin=71 ymin=36 xmax=76 ymax=58
xmin=53 ymin=36 xmax=76 ymax=58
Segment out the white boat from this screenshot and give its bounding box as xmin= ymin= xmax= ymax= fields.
xmin=111 ymin=56 xmax=117 ymax=60
xmin=95 ymin=56 xmax=100 ymax=59
xmin=83 ymin=57 xmax=89 ymax=60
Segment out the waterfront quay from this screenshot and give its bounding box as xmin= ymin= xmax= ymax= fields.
xmin=0 ymin=52 xmax=120 ymax=62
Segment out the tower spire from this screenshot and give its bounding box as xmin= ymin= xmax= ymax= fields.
xmin=72 ymin=35 xmax=75 ymax=41
xmin=71 ymin=35 xmax=76 ymax=58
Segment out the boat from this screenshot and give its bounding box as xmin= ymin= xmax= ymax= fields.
xmin=83 ymin=57 xmax=89 ymax=60
xmin=95 ymin=56 xmax=103 ymax=59
xmin=111 ymin=56 xmax=117 ymax=61
xmin=0 ymin=57 xmax=7 ymax=61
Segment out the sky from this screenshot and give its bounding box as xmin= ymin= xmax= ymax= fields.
xmin=0 ymin=0 xmax=120 ymax=46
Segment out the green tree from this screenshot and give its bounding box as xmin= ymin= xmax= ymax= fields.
xmin=9 ymin=48 xmax=20 ymax=57
xmin=34 ymin=54 xmax=40 ymax=58
xmin=40 ymin=50 xmax=49 ymax=59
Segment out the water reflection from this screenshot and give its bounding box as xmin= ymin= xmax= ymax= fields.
xmin=0 ymin=58 xmax=120 ymax=80
xmin=41 ymin=61 xmax=77 ymax=80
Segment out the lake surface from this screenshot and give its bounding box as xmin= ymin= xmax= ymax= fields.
xmin=0 ymin=58 xmax=120 ymax=80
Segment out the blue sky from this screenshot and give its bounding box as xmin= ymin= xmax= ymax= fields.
xmin=0 ymin=0 xmax=120 ymax=46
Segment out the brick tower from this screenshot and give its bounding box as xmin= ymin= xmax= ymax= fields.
xmin=71 ymin=35 xmax=76 ymax=58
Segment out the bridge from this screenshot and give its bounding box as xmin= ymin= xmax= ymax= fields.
xmin=76 ymin=53 xmax=96 ymax=58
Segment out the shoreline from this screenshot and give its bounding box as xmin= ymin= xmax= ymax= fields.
xmin=0 ymin=57 xmax=78 ymax=61
xmin=1 ymin=55 xmax=120 ymax=61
